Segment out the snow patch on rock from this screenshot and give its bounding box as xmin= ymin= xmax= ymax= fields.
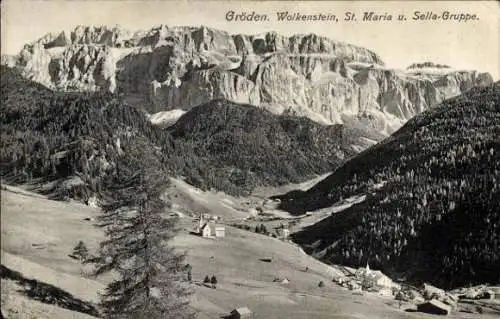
xmin=147 ymin=109 xmax=186 ymax=127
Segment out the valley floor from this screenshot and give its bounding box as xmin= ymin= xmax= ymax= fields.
xmin=1 ymin=183 xmax=498 ymax=319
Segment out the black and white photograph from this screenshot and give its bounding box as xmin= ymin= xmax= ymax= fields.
xmin=1 ymin=1 xmax=499 ymax=318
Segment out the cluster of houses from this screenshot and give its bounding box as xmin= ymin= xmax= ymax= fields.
xmin=451 ymin=285 xmax=498 ymax=300
xmin=400 ymin=283 xmax=498 ymax=315
xmin=334 ymin=263 xmax=399 ymax=296
xmin=334 ymin=264 xmax=459 ymax=315
xmin=188 ymin=208 xmax=500 ymax=317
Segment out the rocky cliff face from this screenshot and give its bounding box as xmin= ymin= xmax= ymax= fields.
xmin=6 ymin=25 xmax=493 ymax=134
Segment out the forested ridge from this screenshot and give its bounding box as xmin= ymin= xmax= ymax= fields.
xmin=1 ymin=66 xmax=172 ymax=200
xmin=284 ymin=83 xmax=500 ymax=289
xmin=1 ymin=66 xmax=376 ymax=198
xmin=166 ymin=99 xmax=379 ymax=194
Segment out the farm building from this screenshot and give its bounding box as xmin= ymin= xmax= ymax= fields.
xmin=423 ymin=283 xmax=445 ymax=298
xmin=215 ymin=225 xmax=226 ymax=237
xmin=480 ymin=290 xmax=495 ymax=300
xmin=491 ymin=287 xmax=500 ymax=300
xmin=377 ymin=287 xmax=393 ymax=296
xmin=417 ymin=299 xmax=451 ymax=315
xmin=229 ymin=307 xmax=253 ymax=319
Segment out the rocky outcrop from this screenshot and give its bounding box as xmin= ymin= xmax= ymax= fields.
xmin=6 ymin=25 xmax=493 ymax=134
xmin=17 ymin=43 xmax=118 ymax=92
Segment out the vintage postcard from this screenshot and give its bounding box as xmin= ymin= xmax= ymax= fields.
xmin=1 ymin=1 xmax=499 ymax=318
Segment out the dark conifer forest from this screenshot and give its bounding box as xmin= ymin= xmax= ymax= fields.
xmin=166 ymin=99 xmax=378 ymax=194
xmin=1 ymin=66 xmax=169 ymax=201
xmin=282 ymin=83 xmax=500 ymax=289
xmin=1 ymin=66 xmax=376 ymax=198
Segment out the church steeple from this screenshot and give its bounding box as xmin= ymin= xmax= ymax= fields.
xmin=198 ymin=214 xmax=205 ymax=233
xmin=198 ymin=213 xmax=204 ymax=232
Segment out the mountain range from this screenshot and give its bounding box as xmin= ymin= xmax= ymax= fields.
xmin=0 ymin=65 xmax=381 ymax=197
xmin=1 ymin=24 xmax=498 ymax=292
xmin=3 ymin=25 xmax=493 ymax=136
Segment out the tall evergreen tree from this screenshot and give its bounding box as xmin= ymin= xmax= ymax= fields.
xmin=92 ymin=139 xmax=194 ymax=319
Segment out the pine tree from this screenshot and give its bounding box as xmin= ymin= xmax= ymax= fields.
xmin=260 ymin=223 xmax=267 ymax=234
xmin=183 ymin=264 xmax=192 ymax=282
xmin=210 ymin=275 xmax=217 ymax=289
xmin=92 ymin=139 xmax=194 ymax=319
xmin=72 ymin=240 xmax=89 ymax=261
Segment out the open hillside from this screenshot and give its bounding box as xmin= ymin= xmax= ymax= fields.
xmin=1 ymin=66 xmax=380 ymax=198
xmin=4 ymin=185 xmax=498 ymax=319
xmin=277 ymin=83 xmax=500 ymax=289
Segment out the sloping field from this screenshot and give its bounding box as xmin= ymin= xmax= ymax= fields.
xmin=2 ymin=185 xmax=495 ymax=318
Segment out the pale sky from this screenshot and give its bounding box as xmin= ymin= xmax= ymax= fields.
xmin=1 ymin=0 xmax=499 ymax=79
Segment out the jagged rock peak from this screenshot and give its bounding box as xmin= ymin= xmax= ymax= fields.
xmin=24 ymin=25 xmax=139 ymax=50
xmin=70 ymin=25 xmax=131 ymax=46
xmin=26 ymin=25 xmax=384 ymax=65
xmin=9 ymin=24 xmax=493 ymax=136
xmin=407 ymin=62 xmax=451 ymax=69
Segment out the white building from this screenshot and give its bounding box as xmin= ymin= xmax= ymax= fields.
xmin=356 ymin=263 xmax=395 ymax=291
xmin=275 ymin=223 xmax=290 ymax=239
xmin=197 ymin=214 xmax=225 ymax=238
xmin=201 ymin=223 xmax=212 ymax=237
xmin=282 ymin=228 xmax=290 ymax=239
xmin=215 ymin=225 xmax=225 ymax=237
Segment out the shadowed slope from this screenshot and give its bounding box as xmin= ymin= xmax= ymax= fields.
xmin=279 ymin=83 xmax=500 ymax=289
